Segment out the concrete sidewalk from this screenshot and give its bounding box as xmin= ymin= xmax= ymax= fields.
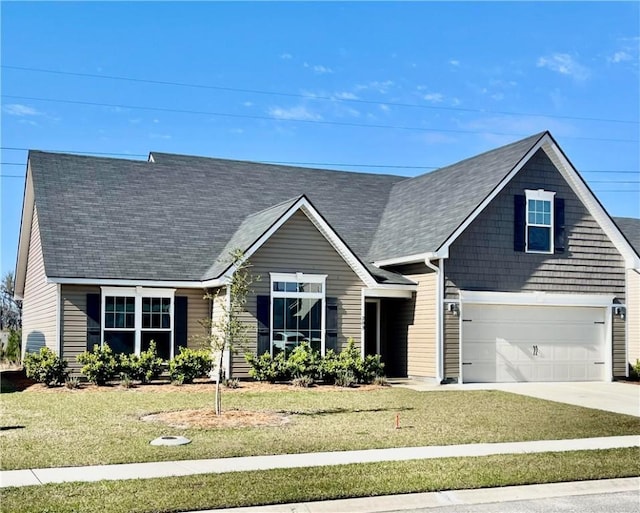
xmin=202 ymin=477 xmax=640 ymax=513
xmin=2 ymin=435 xmax=638 ymax=488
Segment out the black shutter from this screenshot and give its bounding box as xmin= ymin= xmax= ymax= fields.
xmin=325 ymin=297 xmax=338 ymax=352
xmin=86 ymin=293 xmax=101 ymax=350
xmin=554 ymin=197 xmax=565 ymax=253
xmin=513 ymin=194 xmax=526 ymax=252
xmin=256 ymin=295 xmax=270 ymax=355
xmin=173 ymin=296 xmax=188 ymax=355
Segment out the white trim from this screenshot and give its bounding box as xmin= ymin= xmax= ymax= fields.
xmin=50 ymin=277 xmax=211 ymax=288
xmin=373 ymin=252 xmax=437 ymax=268
xmin=14 ymin=161 xmax=34 ymax=300
xmin=100 ymin=286 xmax=176 ymax=357
xmin=360 ymin=289 xmax=366 ymax=359
xmin=225 ymin=197 xmax=378 ymax=288
xmin=364 ymin=298 xmax=381 ymax=355
xmin=269 ymin=272 xmax=327 ymax=356
xmin=56 ymin=284 xmax=61 ymax=356
xmin=540 ymin=137 xmax=640 ymax=269
xmin=525 ymin=189 xmax=555 ymax=254
xmin=436 ymin=132 xmax=639 ymax=268
xmin=459 ymin=290 xmax=615 ymax=307
xmin=223 ymin=286 xmax=231 ymax=378
xmin=363 ymin=288 xmax=414 ymax=298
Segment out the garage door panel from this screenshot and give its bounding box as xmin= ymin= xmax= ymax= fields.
xmin=462 ymin=303 xmax=606 ymax=383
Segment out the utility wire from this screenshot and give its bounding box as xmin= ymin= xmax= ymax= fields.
xmin=0 ymin=155 xmax=637 ymax=174
xmin=3 ymin=64 xmax=638 ymax=125
xmin=3 ymin=94 xmax=638 ymax=144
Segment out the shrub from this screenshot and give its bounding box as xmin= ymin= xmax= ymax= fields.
xmin=120 ymin=374 xmax=134 ymax=388
xmin=223 ymin=377 xmax=240 ymax=389
xmin=23 ymin=347 xmax=69 ymax=386
xmin=65 ymin=376 xmax=80 ymax=389
xmin=245 ymin=351 xmax=288 ymax=382
xmin=630 ymin=359 xmax=640 ymax=381
xmin=137 ymin=341 xmax=165 ymax=383
xmin=361 ymin=354 xmax=385 ymax=384
xmin=372 ymin=375 xmax=389 ymax=386
xmin=286 ymin=342 xmax=321 ymax=380
xmin=77 ymin=343 xmax=118 ymax=385
xmin=292 ymin=375 xmax=314 ymax=388
xmin=334 ymin=369 xmax=356 ymax=388
xmin=319 ymin=349 xmax=340 ymax=383
xmin=168 ymin=347 xmax=213 ymax=384
xmin=117 ymin=342 xmax=165 ymax=383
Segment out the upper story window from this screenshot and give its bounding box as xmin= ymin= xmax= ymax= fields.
xmin=270 ymin=273 xmax=326 ymax=356
xmin=525 ymin=189 xmax=555 ymax=254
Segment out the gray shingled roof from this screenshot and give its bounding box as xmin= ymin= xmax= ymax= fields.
xmin=203 ymin=196 xmax=302 ymax=280
xmin=368 ymin=132 xmax=546 ymax=261
xmin=614 ymin=217 xmax=640 ymax=256
xmin=28 ymin=132 xmax=552 ymax=284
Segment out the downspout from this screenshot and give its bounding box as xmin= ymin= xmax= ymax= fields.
xmin=424 ymin=257 xmax=443 ymax=383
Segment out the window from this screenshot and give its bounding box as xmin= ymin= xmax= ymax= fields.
xmin=270 ymin=273 xmax=326 ymax=356
xmin=525 ymin=189 xmax=555 ymax=253
xmin=101 ymin=287 xmax=175 ymax=360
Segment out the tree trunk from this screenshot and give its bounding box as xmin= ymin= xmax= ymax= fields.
xmin=215 ymin=348 xmax=224 ymax=415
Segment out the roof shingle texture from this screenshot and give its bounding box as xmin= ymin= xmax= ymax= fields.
xmin=28 ymin=132 xmax=555 ymax=282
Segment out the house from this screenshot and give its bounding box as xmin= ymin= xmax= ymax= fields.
xmin=14 ymin=131 xmax=640 ymax=382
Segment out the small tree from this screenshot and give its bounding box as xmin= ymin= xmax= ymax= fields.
xmin=1 ymin=271 xmax=22 ymax=331
xmin=197 ymin=250 xmax=257 ymax=415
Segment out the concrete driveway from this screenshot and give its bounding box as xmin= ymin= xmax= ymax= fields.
xmin=395 ymin=380 xmax=640 ymax=417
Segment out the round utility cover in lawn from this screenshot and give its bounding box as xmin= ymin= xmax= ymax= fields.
xmin=150 ymin=436 xmax=191 ymax=446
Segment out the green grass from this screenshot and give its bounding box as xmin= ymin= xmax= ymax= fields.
xmin=2 ymin=448 xmax=639 ymax=513
xmin=1 ymin=386 xmax=639 ymax=470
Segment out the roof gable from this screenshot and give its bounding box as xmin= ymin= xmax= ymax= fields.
xmin=369 ymin=132 xmax=545 ymax=262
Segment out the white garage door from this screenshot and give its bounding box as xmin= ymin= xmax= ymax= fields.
xmin=461 ymin=304 xmax=606 ymax=383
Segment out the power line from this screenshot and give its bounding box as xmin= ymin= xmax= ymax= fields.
xmin=0 ymin=155 xmax=637 ymax=174
xmin=3 ymin=94 xmax=638 ymax=144
xmin=3 ymin=64 xmax=638 ymax=125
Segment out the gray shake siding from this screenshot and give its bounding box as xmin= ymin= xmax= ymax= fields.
xmin=443 ymin=149 xmax=627 ymax=378
xmin=22 ymin=208 xmax=58 ymax=355
xmin=231 ymin=210 xmax=366 ymax=378
xmin=60 ymin=285 xmax=210 ymax=376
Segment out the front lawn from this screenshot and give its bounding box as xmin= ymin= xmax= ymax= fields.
xmin=2 ymin=449 xmax=639 ymax=513
xmin=1 ymin=382 xmax=639 ymax=470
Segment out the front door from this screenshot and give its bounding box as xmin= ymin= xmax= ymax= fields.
xmin=364 ymin=300 xmax=380 ymax=356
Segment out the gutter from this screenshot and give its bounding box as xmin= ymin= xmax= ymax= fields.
xmin=424 ymin=257 xmax=444 ymax=384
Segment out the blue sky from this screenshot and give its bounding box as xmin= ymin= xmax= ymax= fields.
xmin=1 ymin=1 xmax=639 ymax=280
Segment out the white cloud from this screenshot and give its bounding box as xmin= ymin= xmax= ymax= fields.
xmin=334 ymin=91 xmax=358 ymax=100
xmin=449 ymin=59 xmax=460 ymax=66
xmin=280 ymin=53 xmax=293 ymax=60
xmin=19 ymin=119 xmax=39 ymax=126
xmin=268 ymin=105 xmax=322 ymax=121
xmin=243 ymin=101 xmax=254 ymax=107
xmin=423 ymin=93 xmax=444 ymax=103
xmin=230 ymin=128 xmax=244 ymax=134
xmin=536 ymin=53 xmax=590 ymax=81
xmin=149 ymin=133 xmax=172 ymax=140
xmin=451 ymin=97 xmax=461 ymax=106
xmin=355 ymin=80 xmax=394 ymax=94
xmin=129 ymin=118 xmax=142 ymax=124
xmin=609 ymin=51 xmax=632 ymax=63
xmin=303 ymin=62 xmax=333 ymax=73
xmin=379 ymin=104 xmax=390 ymax=112
xmin=3 ymin=103 xmax=41 ymax=116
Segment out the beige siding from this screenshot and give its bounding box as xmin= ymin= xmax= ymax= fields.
xmin=230 ymin=210 xmax=365 ymax=378
xmin=22 ymin=207 xmax=58 ymax=355
xmin=60 ymin=285 xmax=100 ymax=375
xmin=443 ymin=310 xmax=460 ymax=379
xmin=612 ymin=312 xmax=626 ymax=377
xmin=176 ymin=288 xmax=211 ymax=349
xmin=60 ymin=286 xmax=209 ymax=376
xmin=406 ymin=271 xmax=437 ymax=378
xmin=628 ymin=270 xmax=640 ymax=368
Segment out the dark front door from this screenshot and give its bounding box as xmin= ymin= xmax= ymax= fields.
xmin=364 ymin=300 xmax=379 ymax=356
